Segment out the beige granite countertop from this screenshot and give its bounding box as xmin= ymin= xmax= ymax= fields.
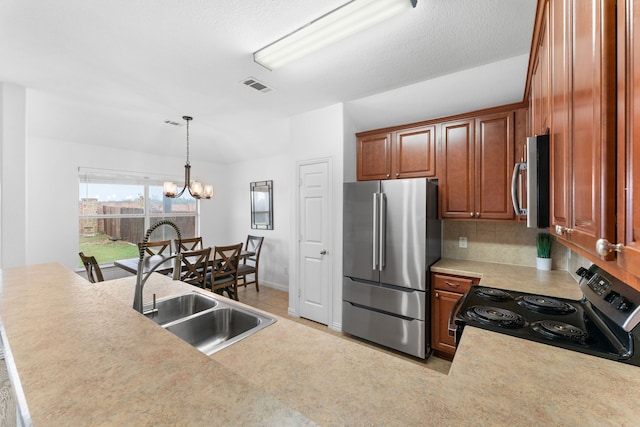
xmin=1 ymin=262 xmax=639 ymax=426
xmin=432 ymin=258 xmax=583 ymax=299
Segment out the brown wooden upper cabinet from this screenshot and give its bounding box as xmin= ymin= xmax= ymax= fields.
xmin=613 ymin=0 xmax=640 ymax=283
xmin=356 ymin=125 xmax=436 ymax=181
xmin=545 ymin=0 xmax=617 ymax=260
xmin=529 ymin=0 xmax=550 ymax=136
xmin=527 ymin=0 xmax=640 ymax=288
xmin=439 ymin=111 xmax=515 ymax=220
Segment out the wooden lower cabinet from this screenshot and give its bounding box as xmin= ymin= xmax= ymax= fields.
xmin=431 ymin=273 xmax=479 ymax=360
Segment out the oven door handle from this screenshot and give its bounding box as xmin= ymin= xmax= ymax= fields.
xmin=447 ymin=291 xmax=469 ymax=337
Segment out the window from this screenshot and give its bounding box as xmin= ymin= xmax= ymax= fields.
xmin=78 ymin=168 xmax=199 ymax=266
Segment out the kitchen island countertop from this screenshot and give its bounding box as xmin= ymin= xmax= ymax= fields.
xmin=1 ymin=262 xmax=639 ymax=426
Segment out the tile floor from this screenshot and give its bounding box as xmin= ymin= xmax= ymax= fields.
xmin=236 ymin=283 xmax=452 ymax=375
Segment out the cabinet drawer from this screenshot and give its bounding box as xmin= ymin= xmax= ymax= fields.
xmin=432 ymin=273 xmax=477 ymax=293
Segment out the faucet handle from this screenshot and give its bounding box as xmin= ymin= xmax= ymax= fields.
xmin=143 ymin=293 xmax=159 ymax=317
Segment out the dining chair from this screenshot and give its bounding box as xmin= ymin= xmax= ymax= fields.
xmin=238 ymin=235 xmax=264 ymax=292
xmin=175 ymin=237 xmax=203 ymax=252
xmin=137 ymin=240 xmax=172 ymax=256
xmin=206 ymin=243 xmax=243 ymax=300
xmin=179 ymin=247 xmax=211 ymax=288
xmin=78 ymin=252 xmax=104 ymax=283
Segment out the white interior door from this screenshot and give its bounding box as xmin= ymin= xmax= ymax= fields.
xmin=298 ymin=159 xmax=331 ymax=324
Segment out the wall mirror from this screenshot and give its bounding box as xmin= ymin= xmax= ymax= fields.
xmin=250 ymin=180 xmax=273 ymax=230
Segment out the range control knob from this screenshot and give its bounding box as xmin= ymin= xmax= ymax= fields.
xmin=617 ymin=297 xmax=632 ymax=312
xmin=576 ymin=267 xmax=593 ymax=280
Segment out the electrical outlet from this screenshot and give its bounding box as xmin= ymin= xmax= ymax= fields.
xmin=459 ymin=237 xmax=468 ymax=248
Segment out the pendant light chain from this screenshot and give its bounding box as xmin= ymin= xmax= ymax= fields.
xmin=184 ymin=115 xmax=191 ymax=167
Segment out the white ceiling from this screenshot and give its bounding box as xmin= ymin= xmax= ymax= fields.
xmin=0 ymin=0 xmax=537 ymax=164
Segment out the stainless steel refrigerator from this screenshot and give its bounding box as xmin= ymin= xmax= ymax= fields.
xmin=342 ymin=178 xmax=441 ymax=359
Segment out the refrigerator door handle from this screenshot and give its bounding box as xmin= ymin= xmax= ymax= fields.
xmin=379 ymin=192 xmax=386 ymax=271
xmin=372 ymin=193 xmax=379 ymax=270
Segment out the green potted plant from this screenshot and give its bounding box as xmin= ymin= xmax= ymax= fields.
xmin=536 ymin=232 xmax=554 ymax=271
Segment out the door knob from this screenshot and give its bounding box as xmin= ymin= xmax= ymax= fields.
xmin=595 ymin=238 xmax=623 ymax=256
xmin=320 ymin=250 xmax=327 ymax=255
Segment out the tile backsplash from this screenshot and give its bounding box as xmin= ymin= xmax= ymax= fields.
xmin=442 ymin=221 xmax=568 ymax=270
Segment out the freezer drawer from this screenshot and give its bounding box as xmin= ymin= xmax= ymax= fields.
xmin=343 ymin=277 xmax=426 ymax=320
xmin=342 ymin=301 xmax=426 ymax=359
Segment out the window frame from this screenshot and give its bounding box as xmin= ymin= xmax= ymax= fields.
xmin=78 ymin=168 xmax=201 ymax=267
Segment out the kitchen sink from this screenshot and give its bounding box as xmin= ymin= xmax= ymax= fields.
xmin=143 ymin=291 xmax=276 ymax=355
xmin=144 ymin=293 xmax=218 ymax=325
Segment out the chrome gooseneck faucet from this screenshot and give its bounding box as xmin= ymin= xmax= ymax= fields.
xmin=133 ymin=220 xmax=183 ymax=313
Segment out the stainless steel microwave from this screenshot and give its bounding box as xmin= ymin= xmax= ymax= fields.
xmin=511 ymin=134 xmax=550 ymax=228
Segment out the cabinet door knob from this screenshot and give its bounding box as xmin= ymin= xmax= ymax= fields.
xmin=395 ymin=173 xmax=400 ymax=177
xmin=469 ymin=212 xmax=474 ymax=217
xmin=435 ymin=292 xmax=439 ymax=298
xmin=555 ymin=225 xmax=573 ymax=235
xmin=595 ymin=238 xmax=623 ymax=256
xmin=476 ymin=212 xmax=480 ymax=218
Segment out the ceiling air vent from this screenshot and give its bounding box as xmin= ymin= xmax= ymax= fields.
xmin=241 ymin=77 xmax=273 ymax=93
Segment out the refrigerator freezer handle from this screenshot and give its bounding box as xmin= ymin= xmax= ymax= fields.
xmin=372 ymin=193 xmax=379 ymax=270
xmin=379 ymin=193 xmax=386 ymax=270
xmin=511 ymin=162 xmax=527 ymax=215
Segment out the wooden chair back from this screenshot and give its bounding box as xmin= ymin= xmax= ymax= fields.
xmin=207 ymin=243 xmax=243 ymax=300
xmin=179 ymin=247 xmax=211 ymax=288
xmin=175 ymin=237 xmax=203 ymax=252
xmin=79 ymin=252 xmax=104 ymax=283
xmin=242 ymin=235 xmax=264 ymax=268
xmin=238 ymin=235 xmax=264 ymax=291
xmin=138 ymin=240 xmax=172 ymax=256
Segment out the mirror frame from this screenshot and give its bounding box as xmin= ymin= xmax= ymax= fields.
xmin=250 ymin=180 xmax=273 ymax=230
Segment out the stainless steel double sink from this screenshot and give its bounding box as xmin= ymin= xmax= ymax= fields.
xmin=143 ymin=292 xmax=276 ymax=355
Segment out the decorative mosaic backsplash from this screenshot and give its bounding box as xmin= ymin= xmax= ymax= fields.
xmin=442 ymin=221 xmax=568 ymax=271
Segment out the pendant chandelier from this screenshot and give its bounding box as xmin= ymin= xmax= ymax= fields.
xmin=163 ymin=116 xmax=213 ymax=199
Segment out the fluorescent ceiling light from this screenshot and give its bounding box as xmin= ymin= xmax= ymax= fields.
xmin=254 ymin=0 xmax=417 ymax=70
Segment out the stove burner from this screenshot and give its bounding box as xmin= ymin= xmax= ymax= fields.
xmin=517 ymin=295 xmax=576 ymax=315
xmin=475 ymin=287 xmax=514 ymax=302
xmin=465 ymin=306 xmax=526 ymax=328
xmin=531 ymin=320 xmax=588 ymax=343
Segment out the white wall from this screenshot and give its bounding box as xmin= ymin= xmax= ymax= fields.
xmin=226 ymin=152 xmax=291 ymax=291
xmin=0 ymin=83 xmax=27 ymax=268
xmin=288 ymin=103 xmax=345 ymax=330
xmin=26 ymin=135 xmax=229 ymax=271
xmin=0 ymin=84 xmax=292 ymax=292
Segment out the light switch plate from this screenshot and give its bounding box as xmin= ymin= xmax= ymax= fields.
xmin=459 ymin=237 xmax=468 ymax=248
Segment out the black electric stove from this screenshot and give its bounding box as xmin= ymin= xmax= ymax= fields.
xmin=453 ymin=265 xmax=640 ymax=366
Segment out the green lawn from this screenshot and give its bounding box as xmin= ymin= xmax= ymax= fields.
xmin=79 ymin=233 xmax=140 ymax=266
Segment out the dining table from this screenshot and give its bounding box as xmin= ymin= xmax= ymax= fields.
xmin=114 ymin=250 xmax=255 ymax=276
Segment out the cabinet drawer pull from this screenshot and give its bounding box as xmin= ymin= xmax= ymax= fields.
xmin=555 ymin=225 xmax=573 ymax=235
xmin=444 ymin=281 xmax=460 ymax=288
